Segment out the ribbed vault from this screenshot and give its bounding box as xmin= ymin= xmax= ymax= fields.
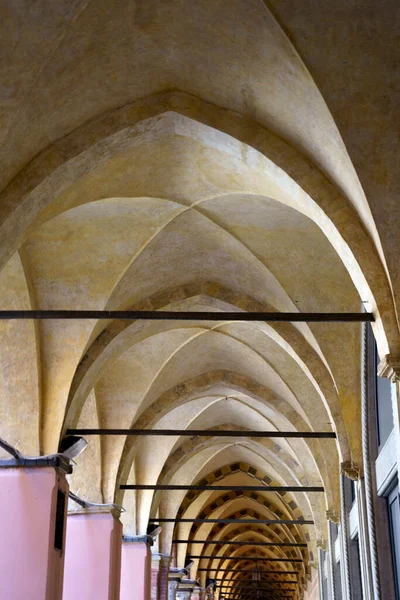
xmin=1 ymin=2 xmax=398 ymax=598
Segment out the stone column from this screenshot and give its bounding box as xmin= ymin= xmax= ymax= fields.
xmin=168 ymin=579 xmax=179 ymax=600
xmin=63 ymin=508 xmax=122 ymax=600
xmin=0 ymin=457 xmax=71 ymax=600
xmin=151 ymin=554 xmax=171 ymax=600
xmin=120 ymin=535 xmax=153 ymax=600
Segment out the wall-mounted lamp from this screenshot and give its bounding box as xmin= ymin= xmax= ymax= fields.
xmin=59 ymin=436 xmax=88 ymax=460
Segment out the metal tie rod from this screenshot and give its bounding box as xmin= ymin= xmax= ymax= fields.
xmin=219 ymin=581 xmax=296 ymax=592
xmin=220 ymin=595 xmax=293 ymax=599
xmin=219 ymin=591 xmax=294 ymax=596
xmin=219 ymin=592 xmax=293 ymax=596
xmin=173 ymin=540 xmax=307 ymax=547
xmin=67 ymin=428 xmax=336 ymax=439
xmin=150 ymin=518 xmax=314 ymax=525
xmin=220 ymin=585 xmax=296 ymax=588
xmin=219 ymin=580 xmax=297 ymax=584
xmin=220 ymin=596 xmax=293 ymax=600
xmin=212 ymin=575 xmax=297 ymax=579
xmin=221 ymin=596 xmax=293 ymax=600
xmin=216 ymin=581 xmax=298 ymax=585
xmin=188 ymin=556 xmax=303 ymax=562
xmin=0 ymin=310 xmax=373 ymax=322
xmin=219 ymin=579 xmax=295 ymax=592
xmin=214 ymin=579 xmax=297 ymax=583
xmin=221 ymin=590 xmax=294 ymax=600
xmin=197 ymin=569 xmax=299 ymax=575
xmin=221 ymin=596 xmax=293 ymax=599
xmin=121 ymin=484 xmax=324 ymax=492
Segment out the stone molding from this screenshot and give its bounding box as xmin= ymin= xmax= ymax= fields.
xmin=316 ymin=538 xmax=328 ymax=552
xmin=0 ymin=454 xmax=72 ymax=475
xmin=123 ymin=534 xmax=154 ymax=546
xmin=67 ymin=503 xmax=122 ymax=519
xmin=340 ymin=461 xmax=361 ymax=481
xmin=177 ymin=578 xmax=197 ymax=595
xmin=326 ymin=509 xmax=340 ymax=525
xmin=377 ymin=354 xmax=400 ymax=382
xmin=168 ymin=566 xmax=189 ymax=583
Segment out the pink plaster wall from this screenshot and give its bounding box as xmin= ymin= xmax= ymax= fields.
xmin=0 ymin=467 xmax=68 ymax=600
xmin=63 ymin=512 xmax=122 ymax=600
xmin=120 ymin=542 xmax=151 ymax=600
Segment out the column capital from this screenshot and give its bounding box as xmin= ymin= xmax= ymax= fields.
xmin=123 ymin=534 xmax=154 ymax=546
xmin=178 ymin=578 xmax=197 ymax=589
xmin=340 ymin=461 xmax=361 ymax=480
xmin=0 ymin=454 xmax=72 ymax=475
xmin=316 ymin=538 xmax=328 ymax=552
xmin=67 ymin=504 xmax=122 ymax=519
xmin=168 ymin=566 xmax=188 ymax=583
xmin=68 ymin=492 xmax=123 ymax=519
xmin=0 ymin=437 xmax=74 ymax=475
xmin=378 ymin=353 xmax=400 ymax=382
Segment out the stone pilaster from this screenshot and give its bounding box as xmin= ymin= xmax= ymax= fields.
xmin=168 ymin=567 xmax=188 ymax=600
xmin=120 ymin=535 xmax=153 ymax=600
xmin=177 ymin=578 xmax=196 ymax=600
xmin=0 ymin=454 xmax=71 ymax=600
xmin=63 ymin=506 xmax=123 ymax=600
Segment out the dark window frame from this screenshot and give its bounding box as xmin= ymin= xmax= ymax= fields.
xmin=54 ymin=488 xmax=66 ymax=554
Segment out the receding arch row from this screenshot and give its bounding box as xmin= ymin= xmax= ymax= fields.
xmin=171 ymin=463 xmax=313 ymax=528
xmin=66 ymin=322 xmax=341 ymax=509
xmin=159 ymin=463 xmax=317 ymax=562
xmin=111 ymin=370 xmax=336 ymax=510
xmin=193 ymin=546 xmax=307 ymax=582
xmin=190 ymin=531 xmax=307 ymax=580
xmin=152 ymin=462 xmax=317 ymax=580
xmin=63 ymin=283 xmax=345 ymax=472
xmin=166 ymin=467 xmax=316 ymax=572
xmin=64 ymin=281 xmax=340 ymax=431
xmin=212 ymin=553 xmax=307 ymax=585
xmin=0 ymin=91 xmax=395 ymax=355
xmin=152 ymin=438 xmax=324 ymax=537
xmin=188 ymin=506 xmax=311 ymax=548
xmin=158 ymin=428 xmax=325 ymax=504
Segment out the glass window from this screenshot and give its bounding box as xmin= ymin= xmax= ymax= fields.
xmin=322 ymin=553 xmax=329 ymax=600
xmin=375 ymin=345 xmax=394 ymax=449
xmin=334 ymin=559 xmax=343 ymax=600
xmin=388 ymin=486 xmax=400 ymax=600
xmin=322 ymin=574 xmax=329 ymax=599
xmin=350 ymin=535 xmax=364 ymax=599
xmin=350 ymin=480 xmax=356 ymax=505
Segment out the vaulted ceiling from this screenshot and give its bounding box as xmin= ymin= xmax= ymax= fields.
xmin=0 ymin=1 xmax=398 ymax=597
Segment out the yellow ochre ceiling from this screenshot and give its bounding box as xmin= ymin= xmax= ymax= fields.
xmin=0 ymin=1 xmax=398 ymax=596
